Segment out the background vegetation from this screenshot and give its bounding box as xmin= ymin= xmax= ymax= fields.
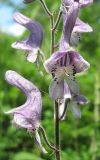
xmin=0 ymin=0 xmax=100 ymax=160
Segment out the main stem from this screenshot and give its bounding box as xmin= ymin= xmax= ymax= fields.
xmin=54 ymin=101 xmax=60 ymax=160
xmin=50 ymin=10 xmax=61 ymax=160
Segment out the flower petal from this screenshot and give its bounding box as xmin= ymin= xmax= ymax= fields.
xmin=63 ymin=1 xmax=79 ymax=43
xmin=62 ymin=0 xmax=93 ymax=8
xmin=27 ymin=49 xmax=38 ymax=63
xmin=68 ymin=100 xmax=81 ymax=118
xmin=75 ymin=95 xmax=89 ymax=104
xmin=13 ymin=12 xmax=43 ymax=34
xmin=5 ymin=70 xmax=38 ymax=95
xmin=44 ymin=51 xmax=89 ymax=74
xmin=73 ymin=18 xmax=93 ymax=33
xmin=5 ymin=70 xmax=42 ymax=130
xmin=79 ymin=0 xmax=93 ymax=8
xmin=12 ymin=12 xmax=43 ymax=51
xmin=70 ymin=32 xmax=81 ymax=46
xmin=69 ymin=51 xmax=90 ymax=73
xmin=11 ymin=40 xmax=33 ymax=51
xmin=49 ymin=80 xmax=64 ymax=100
xmin=65 ymin=78 xmax=79 ymax=95
xmin=12 ymin=113 xmax=34 ymax=129
xmin=64 ymin=80 xmax=71 ymax=99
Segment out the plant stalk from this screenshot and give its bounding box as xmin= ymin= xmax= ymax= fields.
xmin=50 ymin=16 xmax=55 ymax=54
xmin=54 ymin=101 xmax=60 ymax=160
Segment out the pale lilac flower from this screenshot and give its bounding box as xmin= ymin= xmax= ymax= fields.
xmin=61 ymin=4 xmax=93 ymax=46
xmin=62 ymin=0 xmax=93 ymax=8
xmin=12 ymin=12 xmax=44 ymax=63
xmin=44 ymin=50 xmax=89 ymax=100
xmin=5 ymin=70 xmax=42 ymax=130
xmin=5 ymin=70 xmax=47 ymax=153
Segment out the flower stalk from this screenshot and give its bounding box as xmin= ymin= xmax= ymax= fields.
xmin=55 ymin=101 xmax=60 ymax=160
xmin=39 ymin=126 xmax=56 ymax=151
xmin=53 ymin=10 xmax=62 ymax=32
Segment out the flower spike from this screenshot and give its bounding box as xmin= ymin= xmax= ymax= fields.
xmin=5 ymin=70 xmax=42 ymax=130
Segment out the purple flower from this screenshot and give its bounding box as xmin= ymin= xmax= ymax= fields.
xmin=62 ymin=0 xmax=93 ymax=8
xmin=12 ymin=12 xmax=44 ymax=63
xmin=5 ymin=70 xmax=42 ymax=131
xmin=44 ymin=1 xmax=90 ymax=100
xmin=4 ymin=70 xmax=48 ymax=153
xmin=44 ymin=51 xmax=89 ymax=100
xmin=61 ymin=2 xmax=93 ymax=46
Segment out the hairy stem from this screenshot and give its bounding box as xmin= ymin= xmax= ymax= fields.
xmin=55 ymin=101 xmax=60 ymax=160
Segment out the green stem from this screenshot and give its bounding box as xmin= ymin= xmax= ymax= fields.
xmin=39 ymin=126 xmax=56 ymax=151
xmin=53 ymin=10 xmax=62 ymax=31
xmin=55 ymin=101 xmax=60 ymax=160
xmin=50 ymin=16 xmax=55 ymax=54
xmin=39 ymin=0 xmax=52 ymax=16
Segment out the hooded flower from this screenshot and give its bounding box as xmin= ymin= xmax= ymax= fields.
xmin=44 ymin=1 xmax=90 ymax=100
xmin=5 ymin=70 xmax=47 ymax=153
xmin=61 ymin=2 xmax=93 ymax=46
xmin=5 ymin=70 xmax=42 ymax=130
xmin=12 ymin=12 xmax=44 ymax=63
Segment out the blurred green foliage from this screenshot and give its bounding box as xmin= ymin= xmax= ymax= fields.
xmin=0 ymin=1 xmax=100 ymax=160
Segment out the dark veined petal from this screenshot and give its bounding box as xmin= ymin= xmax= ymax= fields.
xmin=69 ymin=51 xmax=90 ymax=73
xmin=44 ymin=51 xmax=66 ymax=73
xmin=5 ymin=70 xmax=42 ymax=130
xmin=49 ymin=79 xmax=64 ymax=100
xmin=63 ymin=1 xmax=79 ymax=43
xmin=73 ymin=18 xmax=93 ymax=33
xmin=44 ymin=51 xmax=90 ymax=74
